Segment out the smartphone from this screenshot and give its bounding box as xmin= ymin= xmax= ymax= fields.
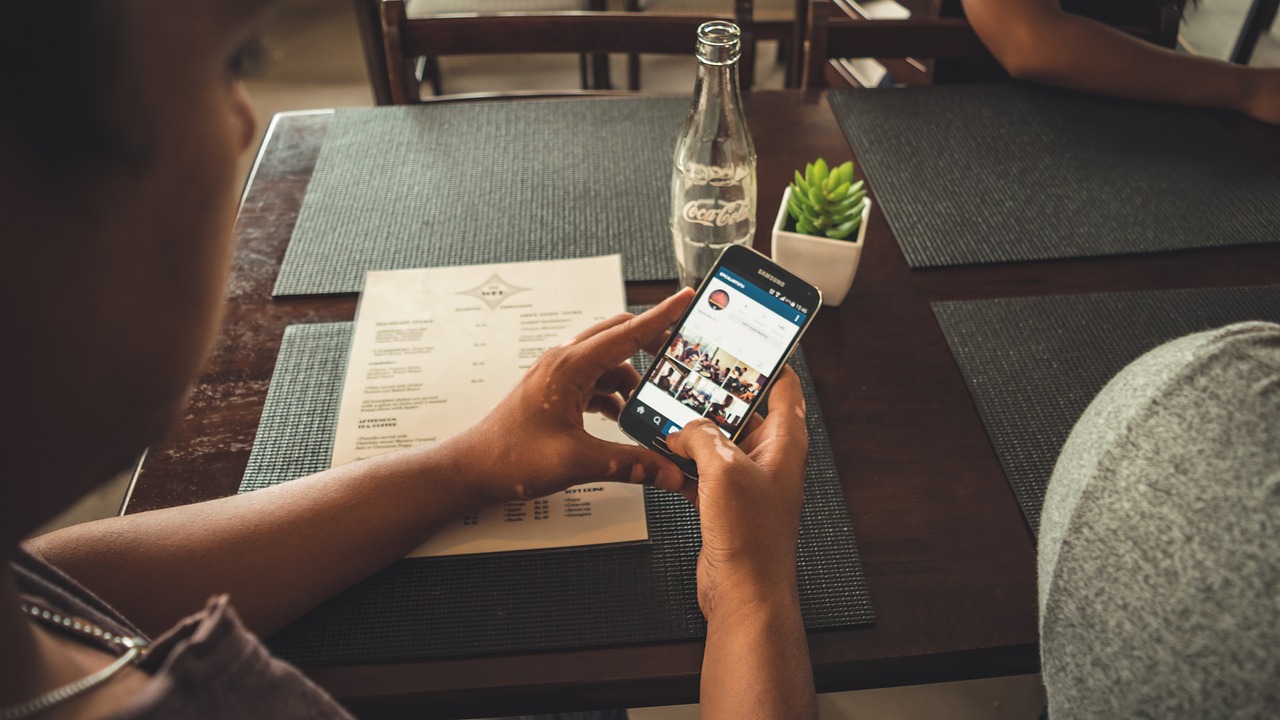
xmin=620 ymin=244 xmax=822 ymax=478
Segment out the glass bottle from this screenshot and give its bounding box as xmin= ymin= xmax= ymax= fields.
xmin=670 ymin=20 xmax=757 ymax=288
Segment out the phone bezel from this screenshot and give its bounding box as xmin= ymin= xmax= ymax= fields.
xmin=619 ymin=244 xmax=822 ymax=477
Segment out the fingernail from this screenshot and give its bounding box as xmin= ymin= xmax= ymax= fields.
xmin=629 ymin=463 xmax=646 ymax=484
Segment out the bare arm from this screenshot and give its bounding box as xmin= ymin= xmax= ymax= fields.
xmin=665 ymin=369 xmax=818 ymax=720
xmin=26 ymin=291 xmax=694 ymax=639
xmin=962 ymin=0 xmax=1280 ymax=124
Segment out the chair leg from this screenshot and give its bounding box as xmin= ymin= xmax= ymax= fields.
xmin=592 ymin=54 xmax=614 ymax=90
xmin=420 ymin=56 xmax=443 ymax=96
xmin=579 ymin=54 xmax=590 ymax=89
xmin=628 ymin=55 xmax=641 ymax=91
xmin=776 ymin=39 xmax=794 ymax=88
xmin=584 ymin=0 xmax=614 ymax=90
xmin=626 ymin=0 xmax=641 ymax=90
xmin=1231 ymin=0 xmax=1280 ymax=64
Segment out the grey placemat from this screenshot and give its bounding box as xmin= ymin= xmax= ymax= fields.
xmin=829 ymin=85 xmax=1280 ymax=268
xmin=933 ymin=284 xmax=1280 ymax=535
xmin=241 ymin=320 xmax=872 ymax=666
xmin=274 ymin=98 xmax=688 ymax=296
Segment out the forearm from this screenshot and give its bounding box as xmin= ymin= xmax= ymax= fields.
xmin=700 ymin=589 xmax=817 ymax=720
xmin=965 ymin=0 xmax=1266 ymax=116
xmin=23 ymin=296 xmax=695 ymax=641
xmin=26 ymin=438 xmax=483 ymax=638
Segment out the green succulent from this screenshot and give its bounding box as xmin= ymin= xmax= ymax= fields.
xmin=786 ymin=158 xmax=867 ymax=240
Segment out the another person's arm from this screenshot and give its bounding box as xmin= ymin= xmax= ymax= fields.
xmin=665 ymin=368 xmax=819 ymax=720
xmin=962 ymin=0 xmax=1280 ymax=124
xmin=26 ymin=291 xmax=694 ymax=639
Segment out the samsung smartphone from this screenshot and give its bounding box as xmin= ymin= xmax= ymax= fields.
xmin=620 ymin=244 xmax=822 ymax=478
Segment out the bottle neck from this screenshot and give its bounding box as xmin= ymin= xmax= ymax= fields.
xmin=691 ymin=61 xmax=743 ymax=119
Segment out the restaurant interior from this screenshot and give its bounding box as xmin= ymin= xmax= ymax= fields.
xmin=32 ymin=1 xmax=1280 ymax=717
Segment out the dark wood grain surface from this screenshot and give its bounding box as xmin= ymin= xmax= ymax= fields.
xmin=127 ymin=92 xmax=1280 ymax=718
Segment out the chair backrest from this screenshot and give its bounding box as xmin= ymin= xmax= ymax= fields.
xmin=379 ymin=0 xmax=755 ymax=104
xmin=803 ymin=0 xmax=989 ymax=88
xmin=356 ymin=1 xmax=607 ymax=103
xmin=621 ymin=0 xmax=803 ymax=86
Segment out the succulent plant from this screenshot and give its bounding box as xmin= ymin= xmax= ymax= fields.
xmin=786 ymin=158 xmax=867 ymax=240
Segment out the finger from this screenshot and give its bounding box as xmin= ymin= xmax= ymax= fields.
xmin=571 ymin=289 xmax=694 ymax=371
xmin=740 ymin=367 xmax=809 ymax=462
xmin=664 ymin=418 xmax=744 ymax=469
xmin=759 ymin=365 xmax=806 ymax=434
xmin=741 ymin=412 xmax=764 ymax=438
xmin=640 ymin=328 xmax=673 ymax=358
xmin=574 ymin=434 xmax=684 ymax=490
xmin=669 ymin=477 xmax=698 ymax=505
xmin=568 ymin=312 xmax=634 ymax=346
xmin=585 ymin=393 xmax=625 ymax=420
xmin=594 ymin=362 xmax=642 ymax=400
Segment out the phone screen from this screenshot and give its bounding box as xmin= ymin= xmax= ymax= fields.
xmin=626 ymin=247 xmax=819 ymax=448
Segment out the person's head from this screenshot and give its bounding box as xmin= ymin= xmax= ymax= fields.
xmin=1 ymin=0 xmax=271 ymax=544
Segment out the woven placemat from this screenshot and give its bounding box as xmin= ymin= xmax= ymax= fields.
xmin=273 ymin=98 xmax=688 ymax=296
xmin=241 ymin=319 xmax=872 ymax=666
xmin=829 ymin=85 xmax=1280 ymax=268
xmin=933 ymin=284 xmax=1280 ymax=535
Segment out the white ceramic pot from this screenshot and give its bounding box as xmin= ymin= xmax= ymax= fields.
xmin=770 ymin=186 xmax=871 ymax=307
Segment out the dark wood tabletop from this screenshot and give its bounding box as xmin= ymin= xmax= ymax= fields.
xmin=125 ymin=90 xmax=1280 ymax=719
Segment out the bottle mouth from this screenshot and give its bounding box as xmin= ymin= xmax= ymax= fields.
xmin=696 ymin=21 xmax=741 ymax=66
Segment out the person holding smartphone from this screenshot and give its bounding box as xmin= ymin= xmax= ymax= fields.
xmin=0 ymin=3 xmax=818 ymax=719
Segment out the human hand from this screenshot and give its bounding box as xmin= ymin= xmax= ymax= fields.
xmin=449 ymin=289 xmax=694 ymax=505
xmin=1242 ymin=68 xmax=1280 ymax=125
xmin=663 ymin=367 xmax=809 ymax=620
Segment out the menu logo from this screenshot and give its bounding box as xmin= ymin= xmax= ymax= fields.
xmin=682 ymin=199 xmax=751 ymax=228
xmin=757 ymin=269 xmax=785 ymax=286
xmin=458 ymin=273 xmax=531 ymax=309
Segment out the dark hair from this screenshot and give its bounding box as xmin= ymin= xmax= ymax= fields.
xmin=1 ymin=2 xmax=127 ymax=168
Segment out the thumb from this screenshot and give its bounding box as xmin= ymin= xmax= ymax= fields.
xmin=573 ymin=434 xmax=685 ymax=492
xmin=664 ymin=419 xmax=743 ymax=473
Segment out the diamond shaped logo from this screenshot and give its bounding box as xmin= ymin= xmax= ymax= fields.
xmin=458 ymin=273 xmax=531 ymax=309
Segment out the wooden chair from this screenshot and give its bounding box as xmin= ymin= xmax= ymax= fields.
xmin=379 ymin=0 xmax=753 ymax=103
xmin=803 ymin=0 xmax=992 ymax=88
xmin=803 ymin=0 xmax=1182 ymax=89
xmin=622 ymin=0 xmax=800 ymax=87
xmin=411 ymin=1 xmax=607 ymax=97
xmin=354 ymin=0 xmax=604 ymax=104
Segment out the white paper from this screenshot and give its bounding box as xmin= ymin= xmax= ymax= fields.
xmin=839 ymin=58 xmax=891 ymax=88
xmin=331 ymin=255 xmax=648 ymax=557
xmin=854 ymin=0 xmax=911 ymax=20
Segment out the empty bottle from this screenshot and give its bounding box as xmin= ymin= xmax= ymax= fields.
xmin=670 ymin=21 xmax=757 ymax=288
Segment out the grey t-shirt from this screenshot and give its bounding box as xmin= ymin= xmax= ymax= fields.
xmin=1039 ymin=321 xmax=1280 ymax=717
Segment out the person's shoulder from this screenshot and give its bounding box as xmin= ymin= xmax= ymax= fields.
xmin=1053 ymin=320 xmax=1279 ymax=483
xmin=121 ymin=597 xmax=355 ymax=719
xmin=1038 ymin=321 xmax=1280 ymax=718
xmin=1043 ymin=320 xmax=1280 ymax=541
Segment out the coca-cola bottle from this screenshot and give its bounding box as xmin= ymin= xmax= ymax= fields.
xmin=670 ymin=20 xmax=757 ymax=288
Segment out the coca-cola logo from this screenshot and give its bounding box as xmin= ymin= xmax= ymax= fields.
xmin=682 ymin=199 xmax=751 ymax=228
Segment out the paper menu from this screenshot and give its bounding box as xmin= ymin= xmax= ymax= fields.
xmin=330 ymin=255 xmax=648 ymax=557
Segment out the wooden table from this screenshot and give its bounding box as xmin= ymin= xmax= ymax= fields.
xmin=126 ymin=90 xmax=1280 ymax=718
